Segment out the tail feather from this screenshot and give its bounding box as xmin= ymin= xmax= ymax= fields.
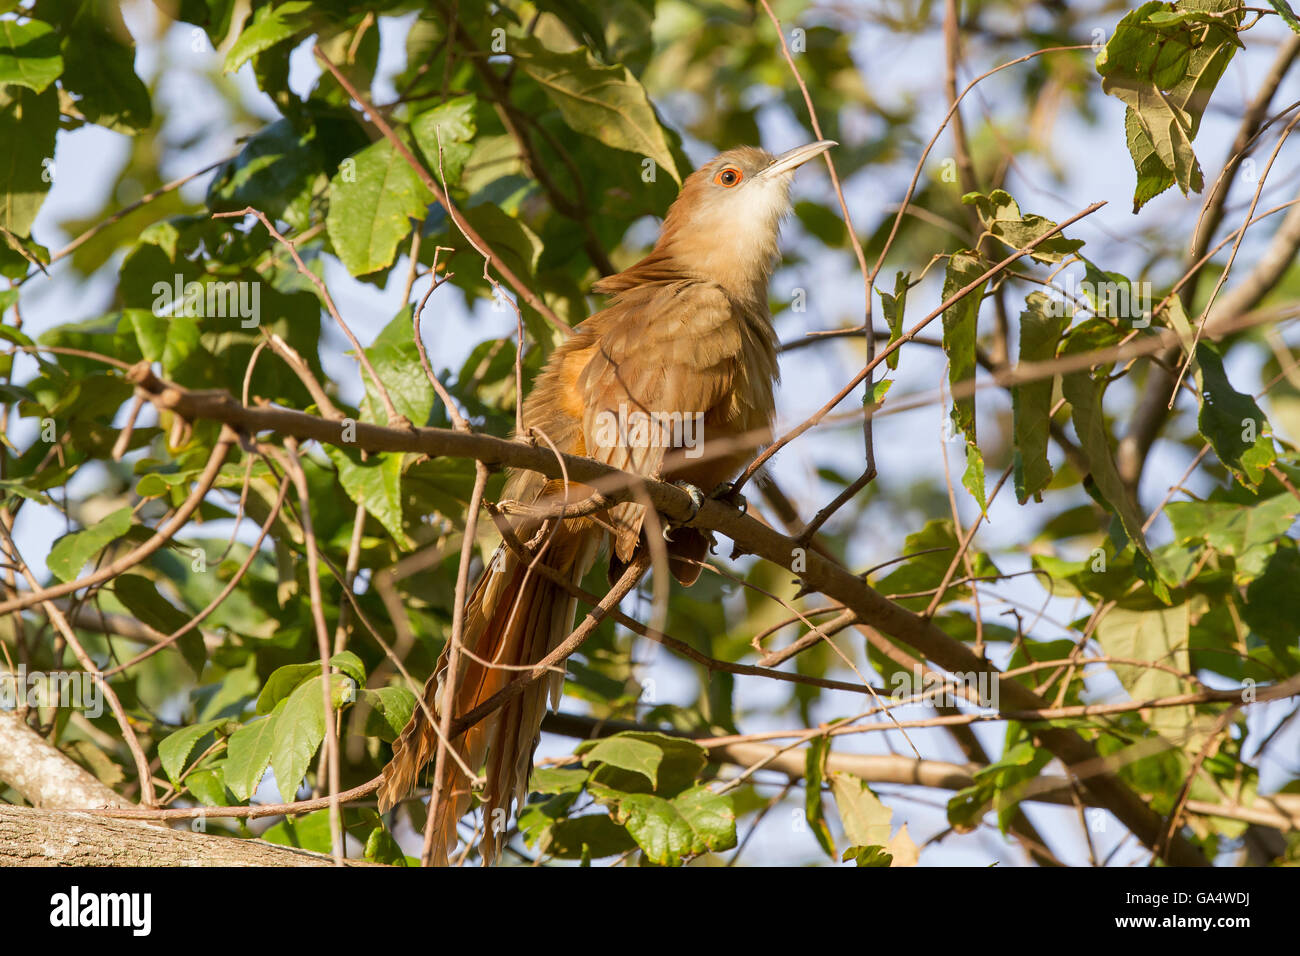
xmin=377 ymin=526 xmax=597 ymax=865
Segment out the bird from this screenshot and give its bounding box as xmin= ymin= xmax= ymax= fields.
xmin=377 ymin=139 xmax=836 ymax=864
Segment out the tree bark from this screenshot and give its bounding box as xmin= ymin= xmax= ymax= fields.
xmin=0 ymin=806 xmax=350 ymax=866
xmin=0 ymin=710 xmax=127 ymax=810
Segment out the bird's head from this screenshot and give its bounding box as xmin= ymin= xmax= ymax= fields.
xmin=649 ymin=140 xmax=836 ymax=302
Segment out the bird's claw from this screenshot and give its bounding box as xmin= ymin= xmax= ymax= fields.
xmin=709 ymin=481 xmax=747 ymax=514
xmin=671 ymin=480 xmax=706 ymax=523
xmin=663 ymin=481 xmax=705 ymax=540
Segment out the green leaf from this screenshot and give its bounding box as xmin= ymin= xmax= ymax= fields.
xmin=793 ymin=200 xmax=846 ymax=246
xmin=361 ymin=306 xmax=435 ymax=427
xmin=0 ymin=85 xmax=58 ymax=237
xmin=875 ymin=518 xmax=999 ymax=612
xmin=364 ymin=824 xmax=408 ymax=866
xmin=409 ymin=94 xmax=478 ymax=189
xmin=271 ymin=673 xmax=353 ymax=802
xmin=948 ymin=738 xmax=1053 ymax=833
xmin=829 ymin=773 xmax=893 ymax=848
xmin=805 ymin=734 xmax=835 ymax=858
xmin=205 ymin=117 xmax=362 ymax=232
xmin=842 ymin=845 xmax=893 ymax=866
xmin=126 ymin=308 xmax=201 ymax=378
xmin=223 ymin=0 xmax=313 ymax=73
xmin=57 ymin=0 xmax=153 ymax=133
xmin=1166 ymin=491 xmax=1299 ymax=579
xmin=185 ymin=766 xmax=229 ymax=806
xmin=224 ymin=704 xmax=282 ymax=801
xmin=0 ymin=19 xmax=63 ymax=93
xmin=326 ymin=135 xmax=432 ymax=276
xmin=261 ymin=808 xmax=332 ymax=853
xmin=256 ymin=662 xmax=319 ymax=714
xmin=1059 ymin=320 xmax=1163 ymax=593
xmin=45 ymin=505 xmax=132 ymax=582
xmin=577 ymin=731 xmax=708 ymax=796
xmin=1269 ymin=0 xmax=1300 ymax=33
xmin=1195 ymin=342 xmax=1276 ymax=490
xmin=1243 ymin=546 xmax=1300 ymax=645
xmin=257 ymin=653 xmax=361 ymax=714
xmin=530 ymin=766 xmax=590 ymax=795
xmin=962 ymin=189 xmax=1084 ymax=264
xmin=580 ymin=735 xmax=667 ymax=789
xmin=1013 ymin=292 xmax=1069 ymax=503
xmin=1096 ymin=1 xmax=1242 ymax=210
xmin=359 ymin=687 xmax=415 ymax=742
xmin=1096 ymin=603 xmax=1192 ymax=736
xmin=940 ymin=251 xmax=987 ymax=508
xmin=330 ymin=650 xmax=366 ymax=685
xmin=591 ymin=783 xmax=736 ymax=865
xmin=877 ymin=270 xmax=909 ymax=371
xmin=512 ymin=35 xmax=680 ymax=184
xmin=157 ymin=719 xmax=225 ymax=786
xmin=113 ymin=572 xmax=206 ymax=677
xmin=327 ymin=447 xmax=410 ymax=547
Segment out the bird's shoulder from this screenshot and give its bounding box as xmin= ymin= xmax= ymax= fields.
xmin=579 ymin=278 xmax=738 ymax=345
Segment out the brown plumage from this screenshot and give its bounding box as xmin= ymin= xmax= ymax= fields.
xmin=377 ymin=140 xmax=835 ymax=864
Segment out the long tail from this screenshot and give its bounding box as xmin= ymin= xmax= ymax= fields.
xmin=377 ymin=524 xmax=598 ymax=865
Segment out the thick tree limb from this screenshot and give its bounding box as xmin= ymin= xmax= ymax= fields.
xmin=0 ymin=806 xmax=356 ymax=866
xmin=0 ymin=710 xmax=127 ymax=810
xmin=123 ymin=363 xmax=1214 ymax=865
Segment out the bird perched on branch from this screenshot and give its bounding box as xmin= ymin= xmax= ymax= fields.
xmin=377 ymin=140 xmax=836 ymax=864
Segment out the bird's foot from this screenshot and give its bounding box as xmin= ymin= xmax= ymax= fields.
xmin=662 ymin=481 xmax=706 ymax=540
xmin=708 ymin=480 xmax=747 ymax=514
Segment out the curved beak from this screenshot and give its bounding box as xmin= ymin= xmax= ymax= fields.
xmin=760 ymin=139 xmax=837 ymax=179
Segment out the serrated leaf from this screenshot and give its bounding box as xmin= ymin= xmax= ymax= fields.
xmin=326 ymin=136 xmax=432 ymax=277
xmin=409 ymin=94 xmax=477 ymax=188
xmin=578 ymin=731 xmax=708 ymax=796
xmin=962 ymin=189 xmax=1084 ymax=264
xmin=157 ymin=719 xmax=225 ymax=786
xmin=512 ymin=35 xmax=679 ymax=184
xmin=224 ymin=704 xmax=282 ymax=801
xmin=360 ymin=306 xmax=435 ymax=427
xmin=581 ymin=735 xmax=665 ymax=789
xmin=592 ymin=783 xmax=736 ymax=865
xmin=1096 ymin=1 xmax=1242 ymax=210
xmin=1096 ymin=603 xmax=1192 ymax=736
xmin=270 ymin=673 xmax=352 ymax=802
xmin=829 ymin=773 xmax=893 ymax=849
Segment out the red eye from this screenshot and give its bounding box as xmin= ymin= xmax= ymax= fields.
xmin=714 ymin=167 xmax=743 ymax=187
